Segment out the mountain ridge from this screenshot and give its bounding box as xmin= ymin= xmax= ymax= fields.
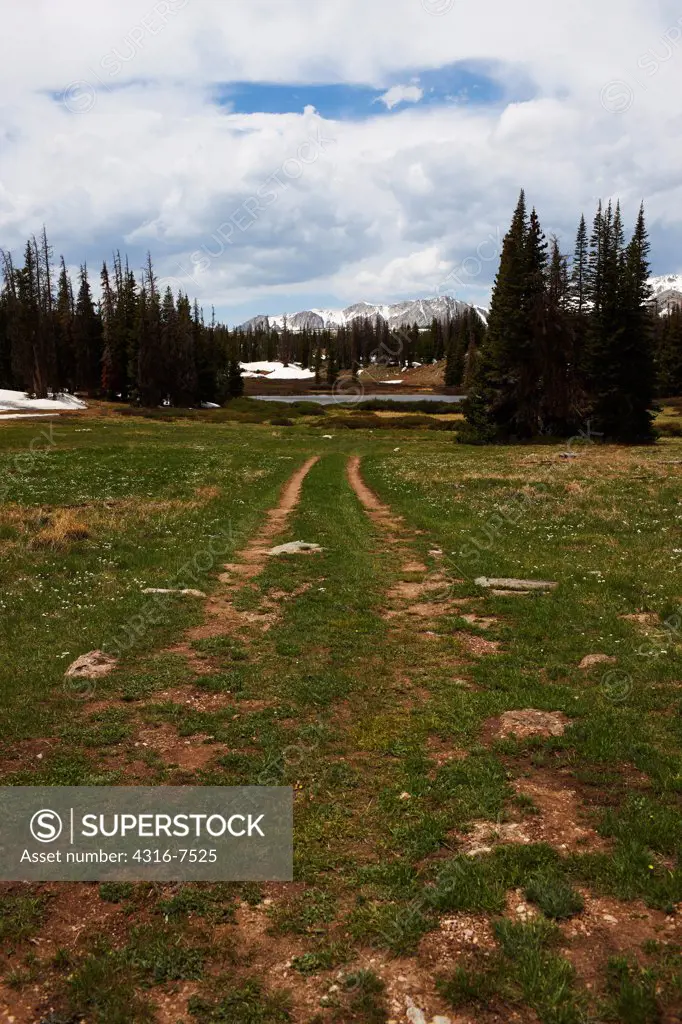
xmin=237 ymin=296 xmax=488 ymax=332
xmin=236 ymin=275 xmax=682 ymax=332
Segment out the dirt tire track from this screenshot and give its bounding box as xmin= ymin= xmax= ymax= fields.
xmin=235 ymin=455 xmax=321 ymax=568
xmin=184 ymin=455 xmax=320 ymax=641
xmin=345 ymin=454 xmax=610 ymax=912
xmin=346 ymin=454 xmax=404 ymax=535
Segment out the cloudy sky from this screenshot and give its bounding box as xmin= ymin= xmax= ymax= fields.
xmin=1 ymin=0 xmax=681 ymax=324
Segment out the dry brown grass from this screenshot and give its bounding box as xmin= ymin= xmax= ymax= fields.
xmin=358 ymin=360 xmax=448 ymax=387
xmin=195 ymin=484 xmax=221 ymax=500
xmin=0 ymin=496 xmax=200 ymax=553
xmin=32 ymin=508 xmax=90 ymax=548
xmin=371 ymin=410 xmax=464 ymax=422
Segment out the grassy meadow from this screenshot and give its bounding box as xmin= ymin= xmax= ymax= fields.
xmin=0 ymin=403 xmax=681 ymax=1023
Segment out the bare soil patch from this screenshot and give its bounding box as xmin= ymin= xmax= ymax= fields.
xmin=485 ymin=709 xmax=569 ymax=741
xmin=512 ymin=773 xmax=608 ymax=852
xmin=134 ymin=722 xmax=225 ymax=770
xmin=144 ymin=686 xmax=236 ymax=712
xmin=561 ymin=891 xmax=682 ymax=993
xmin=0 ymin=882 xmax=124 ymax=1023
xmin=457 ymin=634 xmax=501 ymax=657
xmin=0 ymin=737 xmax=56 ymax=778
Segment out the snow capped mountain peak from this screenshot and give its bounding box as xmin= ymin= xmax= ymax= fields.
xmin=648 ymin=274 xmax=682 ymax=315
xmin=648 ymin=273 xmax=682 ymax=298
xmin=238 ymin=295 xmax=484 ymax=332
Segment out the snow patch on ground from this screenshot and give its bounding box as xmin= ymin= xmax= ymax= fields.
xmin=0 ymin=389 xmax=86 ymax=413
xmin=240 ymin=361 xmax=315 ymax=380
xmin=0 ymin=413 xmax=60 ymax=421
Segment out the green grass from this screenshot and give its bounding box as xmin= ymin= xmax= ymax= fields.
xmin=0 ymin=892 xmax=48 ymax=945
xmin=187 ymin=975 xmax=292 ymax=1022
xmin=525 ymin=867 xmax=585 ymax=920
xmin=439 ymin=918 xmax=586 ymax=1024
xmin=1 ymin=414 xmax=682 ymax=1021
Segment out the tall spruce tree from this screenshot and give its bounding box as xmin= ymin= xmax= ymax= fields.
xmin=588 ymin=201 xmax=656 ymax=441
xmin=55 ymin=257 xmax=75 ymax=391
xmin=539 ymin=237 xmax=585 ymax=432
xmin=136 ymin=254 xmax=163 ymax=406
xmin=73 ymin=264 xmax=102 ymax=394
xmin=571 ymin=214 xmax=589 ymax=314
xmin=463 ymin=190 xmax=536 ymax=440
xmin=173 ymin=292 xmax=198 ymax=406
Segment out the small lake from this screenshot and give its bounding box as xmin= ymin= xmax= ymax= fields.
xmin=252 ymin=393 xmax=466 ymax=405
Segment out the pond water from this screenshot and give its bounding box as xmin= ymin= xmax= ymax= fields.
xmin=252 ymin=393 xmax=466 ymax=405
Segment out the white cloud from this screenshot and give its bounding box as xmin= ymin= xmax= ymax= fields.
xmin=377 ymin=84 xmax=424 ymax=110
xmin=0 ymin=0 xmax=681 ymax=322
xmin=353 ymin=247 xmax=451 ymax=296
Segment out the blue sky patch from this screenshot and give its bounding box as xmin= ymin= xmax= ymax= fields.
xmin=214 ymin=61 xmax=529 ymax=120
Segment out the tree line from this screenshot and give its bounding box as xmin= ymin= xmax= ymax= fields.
xmin=1 ymin=222 xmax=679 ymax=415
xmin=0 ymin=233 xmax=244 ymax=406
xmin=462 ymin=192 xmax=681 ymax=444
xmin=239 ymin=310 xmax=483 ymax=388
xmin=0 ymin=230 xmax=481 ymax=403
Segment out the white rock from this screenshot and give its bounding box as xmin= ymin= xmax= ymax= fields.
xmin=475 ymin=576 xmax=557 ymax=591
xmin=65 ymin=650 xmax=117 ymax=679
xmin=268 ymin=541 xmax=324 ymax=556
xmin=406 ymin=998 xmax=428 ymax=1024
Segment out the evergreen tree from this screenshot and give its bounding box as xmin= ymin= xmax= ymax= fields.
xmin=173 ymin=293 xmax=198 ymax=406
xmin=136 ymin=254 xmax=163 ymax=406
xmin=55 ymin=257 xmax=75 ymax=391
xmin=14 ymin=239 xmax=54 ymax=397
xmin=463 ymin=190 xmax=535 ymax=439
xmin=73 ymin=264 xmax=102 ymax=394
xmin=570 ymin=214 xmax=589 ymax=314
xmin=538 ymin=237 xmax=585 ymax=433
xmin=588 ymin=202 xmax=655 ymax=441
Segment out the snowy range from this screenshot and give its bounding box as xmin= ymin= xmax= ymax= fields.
xmin=238 ymin=296 xmax=488 ymax=333
xmin=238 ymin=279 xmax=681 ymax=334
xmin=649 ymin=274 xmax=682 ymax=303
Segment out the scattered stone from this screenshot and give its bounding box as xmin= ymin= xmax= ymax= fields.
xmin=399 ymin=791 xmax=412 ymax=801
xmin=457 ymin=634 xmax=501 ymax=657
xmin=142 ymin=588 xmax=206 ymax=598
xmin=496 ymin=709 xmax=569 ymax=740
xmin=429 ymin=549 xmax=443 ymax=557
xmin=560 ymin=452 xmax=578 ymax=459
xmin=268 ymin=540 xmax=324 ymax=556
xmin=475 ymin=576 xmax=557 ymax=591
xmin=405 ymin=997 xmax=452 ymax=1024
xmin=65 ymin=650 xmax=117 ymax=680
xmin=579 ymin=654 xmax=617 ymax=669
xmin=463 ymin=820 xmax=532 ymax=856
